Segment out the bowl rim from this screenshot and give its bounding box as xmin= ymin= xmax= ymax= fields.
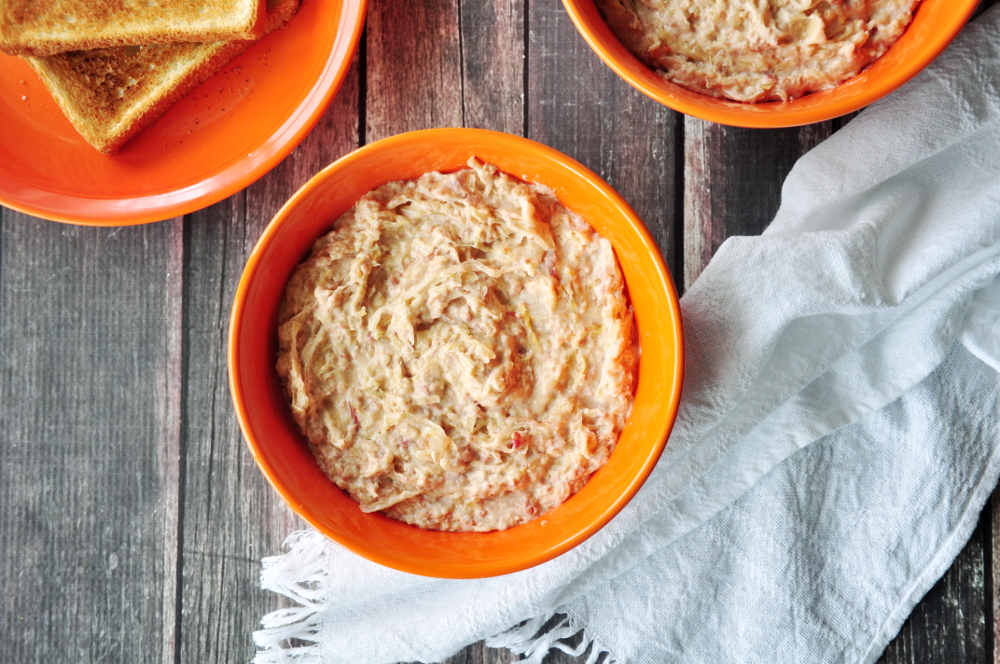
xmin=560 ymin=0 xmax=980 ymax=128
xmin=228 ymin=127 xmax=684 ymax=577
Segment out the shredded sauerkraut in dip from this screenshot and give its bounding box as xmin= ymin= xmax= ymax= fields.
xmin=276 ymin=159 xmax=638 ymax=532
xmin=596 ymin=0 xmax=921 ymax=102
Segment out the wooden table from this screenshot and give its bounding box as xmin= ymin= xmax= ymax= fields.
xmin=2 ymin=1 xmax=998 ymax=662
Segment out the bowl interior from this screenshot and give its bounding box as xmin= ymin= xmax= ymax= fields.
xmin=230 ymin=128 xmax=684 ymax=578
xmin=562 ymin=0 xmax=979 ymax=127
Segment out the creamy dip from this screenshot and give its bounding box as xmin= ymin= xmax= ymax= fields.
xmin=276 ymin=159 xmax=638 ymax=532
xmin=596 ymin=0 xmax=921 ymax=102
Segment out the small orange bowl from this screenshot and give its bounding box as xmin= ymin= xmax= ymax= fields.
xmin=229 ymin=128 xmax=684 ymax=578
xmin=562 ymin=0 xmax=978 ymax=127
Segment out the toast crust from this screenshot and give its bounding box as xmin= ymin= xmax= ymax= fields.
xmin=0 ymin=0 xmax=267 ymax=56
xmin=29 ymin=41 xmax=249 ymax=153
xmin=26 ymin=0 xmax=299 ymax=153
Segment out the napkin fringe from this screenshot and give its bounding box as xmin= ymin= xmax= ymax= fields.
xmin=485 ymin=613 xmax=614 ymax=664
xmin=252 ymin=529 xmax=618 ymax=664
xmin=253 ymin=531 xmax=333 ymax=664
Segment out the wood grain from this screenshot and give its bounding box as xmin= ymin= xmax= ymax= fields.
xmin=175 ymin=60 xmax=362 ymax=664
xmin=976 ymin=1 xmax=1000 ymax=19
xmin=527 ymin=0 xmax=680 ymax=278
xmin=992 ymin=494 xmax=1000 ymax=664
xmin=682 ymin=119 xmax=831 ymax=287
xmin=880 ymin=509 xmax=989 ymax=664
xmin=460 ymin=0 xmax=524 ymax=134
xmin=365 ymin=0 xmax=463 ymax=141
xmin=0 ymin=213 xmax=184 ymax=664
xmin=367 ymin=0 xmax=523 ymax=136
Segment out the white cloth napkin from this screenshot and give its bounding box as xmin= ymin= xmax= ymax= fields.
xmin=252 ymin=7 xmax=1000 ymax=663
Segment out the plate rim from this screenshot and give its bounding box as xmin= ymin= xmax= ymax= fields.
xmin=0 ymin=0 xmax=368 ymax=226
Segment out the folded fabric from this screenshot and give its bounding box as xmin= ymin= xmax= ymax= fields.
xmin=253 ymin=7 xmax=1000 ymax=663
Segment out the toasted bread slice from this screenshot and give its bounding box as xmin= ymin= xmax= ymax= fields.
xmin=0 ymin=0 xmax=267 ymax=57
xmin=25 ymin=0 xmax=298 ymax=154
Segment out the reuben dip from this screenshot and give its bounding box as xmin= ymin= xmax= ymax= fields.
xmin=596 ymin=0 xmax=922 ymax=102
xmin=276 ymin=159 xmax=638 ymax=532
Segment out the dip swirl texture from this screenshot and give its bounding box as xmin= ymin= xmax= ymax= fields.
xmin=597 ymin=0 xmax=921 ymax=102
xmin=276 ymin=159 xmax=638 ymax=532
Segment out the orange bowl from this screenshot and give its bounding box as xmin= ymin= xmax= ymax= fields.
xmin=229 ymin=128 xmax=684 ymax=578
xmin=562 ymin=0 xmax=978 ymax=127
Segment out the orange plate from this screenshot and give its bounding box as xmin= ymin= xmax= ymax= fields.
xmin=0 ymin=0 xmax=367 ymax=226
xmin=229 ymin=128 xmax=685 ymax=578
xmin=562 ymin=0 xmax=978 ymax=128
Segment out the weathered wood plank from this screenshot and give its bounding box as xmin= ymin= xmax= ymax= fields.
xmin=992 ymin=494 xmax=1000 ymax=664
xmin=0 ymin=213 xmax=184 ymax=664
xmin=975 ymin=0 xmax=1000 ymax=19
xmin=365 ymin=0 xmax=463 ymax=141
xmin=682 ymin=119 xmax=831 ymax=288
xmin=880 ymin=508 xmax=989 ymax=664
xmin=432 ymin=642 xmax=522 ymax=664
xmin=527 ymin=0 xmax=680 ymax=278
xmin=176 ymin=60 xmax=361 ymax=664
xmin=367 ymin=0 xmax=523 ymax=136
xmin=460 ymin=0 xmax=525 ymax=134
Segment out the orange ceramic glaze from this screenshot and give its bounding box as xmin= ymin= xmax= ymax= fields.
xmin=0 ymin=0 xmax=367 ymax=225
xmin=228 ymin=128 xmax=684 ymax=578
xmin=562 ymin=0 xmax=979 ymax=127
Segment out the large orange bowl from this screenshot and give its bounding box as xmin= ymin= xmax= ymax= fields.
xmin=562 ymin=0 xmax=979 ymax=127
xmin=228 ymin=128 xmax=684 ymax=578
